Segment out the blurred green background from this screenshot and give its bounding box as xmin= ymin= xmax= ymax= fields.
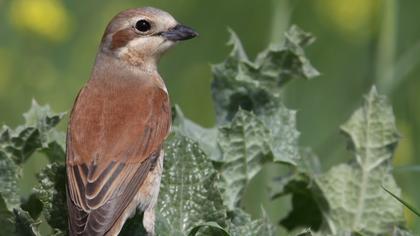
xmin=1 ymin=0 xmax=419 ymax=233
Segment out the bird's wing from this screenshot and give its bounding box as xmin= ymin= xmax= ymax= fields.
xmin=66 ymin=77 xmax=171 ymax=235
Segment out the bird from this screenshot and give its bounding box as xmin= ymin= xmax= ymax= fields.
xmin=65 ymin=7 xmax=198 ymax=236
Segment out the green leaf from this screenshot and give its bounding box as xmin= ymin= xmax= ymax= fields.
xmin=227 ymin=209 xmax=276 ymax=236
xmin=0 ymin=194 xmax=15 ymax=236
xmin=23 ymin=100 xmax=66 ymax=162
xmin=13 ymin=208 xmax=41 ymax=236
xmin=0 ymin=100 xmax=66 ymax=165
xmin=259 ymin=105 xmax=300 ymax=164
xmin=217 ymin=109 xmax=271 ymax=210
xmin=0 ymin=194 xmax=41 ymax=236
xmin=279 ymin=180 xmax=322 ymax=232
xmin=188 ymin=222 xmax=230 ymax=236
xmin=316 ymin=87 xmax=403 ymax=235
xmin=295 ymin=229 xmax=313 ymax=236
xmin=21 ymin=193 xmax=43 ymax=220
xmin=269 ymin=148 xmax=321 ymax=200
xmin=0 ymin=151 xmax=21 ymax=208
xmin=0 ymin=125 xmax=42 ymax=165
xmin=295 ymin=148 xmax=322 ymax=176
xmin=270 ymin=148 xmax=323 ymax=231
xmin=255 ymin=25 xmax=319 ymax=86
xmin=23 ymin=100 xmax=65 ymax=132
xmin=390 ymin=227 xmax=415 ymax=236
xmin=157 ymin=133 xmax=226 ymax=235
xmin=211 ymin=26 xmax=319 ymax=123
xmin=340 ymin=87 xmax=400 ymax=169
xmin=34 ymin=162 xmax=67 ymax=233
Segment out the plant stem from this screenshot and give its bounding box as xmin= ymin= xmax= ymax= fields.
xmin=270 ymin=0 xmax=290 ymax=44
xmin=375 ymin=0 xmax=398 ymax=93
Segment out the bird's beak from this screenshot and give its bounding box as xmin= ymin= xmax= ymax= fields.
xmin=161 ymin=24 xmax=198 ymax=41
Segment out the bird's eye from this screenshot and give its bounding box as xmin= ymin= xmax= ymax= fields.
xmin=135 ymin=20 xmax=151 ymax=32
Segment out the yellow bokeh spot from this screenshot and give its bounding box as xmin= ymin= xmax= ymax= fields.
xmin=9 ymin=0 xmax=72 ymax=42
xmin=315 ymin=0 xmax=381 ymax=40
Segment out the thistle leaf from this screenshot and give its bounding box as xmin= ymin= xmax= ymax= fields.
xmin=0 ymin=194 xmax=41 ymax=236
xmin=0 ymin=100 xmax=65 ymax=165
xmin=227 ymin=209 xmax=276 ymax=236
xmin=211 ymin=26 xmax=319 ymax=123
xmin=217 ymin=109 xmax=271 ymax=210
xmin=156 ymin=133 xmax=226 ymax=235
xmin=34 ymin=163 xmax=67 ymax=233
xmin=0 ymin=151 xmax=21 ymax=208
xmin=316 ymin=87 xmax=403 ymax=235
xmin=259 ymin=105 xmax=300 ymax=164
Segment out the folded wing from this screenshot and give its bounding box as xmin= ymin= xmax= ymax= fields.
xmin=66 ymin=77 xmax=171 ymax=235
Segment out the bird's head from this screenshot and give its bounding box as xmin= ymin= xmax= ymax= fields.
xmin=100 ymin=7 xmax=198 ymax=68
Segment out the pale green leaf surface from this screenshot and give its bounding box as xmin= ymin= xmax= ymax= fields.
xmin=34 ymin=162 xmax=67 ymax=233
xmin=0 ymin=194 xmax=15 ymax=236
xmin=269 ymin=148 xmax=321 ymax=200
xmin=255 ymin=25 xmax=319 ymax=85
xmin=23 ymin=100 xmax=65 ymax=133
xmin=0 ymin=100 xmax=65 ymax=164
xmin=217 ymin=109 xmax=271 ymax=210
xmin=211 ymin=26 xmax=319 ymax=123
xmin=295 ymin=229 xmax=313 ymax=236
xmin=157 ymin=133 xmax=226 ymax=235
xmin=340 ymin=87 xmax=400 ymax=169
xmin=0 ymin=151 xmax=21 ymax=208
xmin=227 ymin=209 xmax=276 ymax=236
xmin=188 ymin=222 xmax=230 ymax=236
xmin=0 ymin=126 xmax=41 ymax=165
xmin=23 ymin=100 xmax=66 ymax=162
xmin=270 ymin=149 xmax=323 ymax=231
xmin=259 ymin=105 xmax=300 ymax=164
xmin=391 ymin=227 xmax=415 ymax=236
xmin=316 ymin=87 xmax=403 ymax=235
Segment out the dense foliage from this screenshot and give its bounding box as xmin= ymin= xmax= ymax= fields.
xmin=0 ymin=26 xmax=413 ymax=236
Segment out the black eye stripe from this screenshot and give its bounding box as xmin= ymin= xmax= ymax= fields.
xmin=135 ymin=20 xmax=151 ymax=32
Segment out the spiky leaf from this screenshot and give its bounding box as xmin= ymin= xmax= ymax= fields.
xmin=0 ymin=194 xmax=41 ymax=236
xmin=157 ymin=133 xmax=226 ymax=235
xmin=0 ymin=151 xmax=20 ymax=208
xmin=259 ymin=105 xmax=300 ymax=164
xmin=13 ymin=208 xmax=41 ymax=236
xmin=227 ymin=209 xmax=276 ymax=236
xmin=217 ymin=109 xmax=271 ymax=210
xmin=34 ymin=163 xmax=67 ymax=233
xmin=0 ymin=194 xmax=15 ymax=236
xmin=0 ymin=100 xmax=65 ymax=165
xmin=316 ymin=87 xmax=403 ymax=235
xmin=211 ymin=26 xmax=319 ymax=123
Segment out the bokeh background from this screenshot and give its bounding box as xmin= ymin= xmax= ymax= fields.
xmin=1 ymin=0 xmax=419 ymax=233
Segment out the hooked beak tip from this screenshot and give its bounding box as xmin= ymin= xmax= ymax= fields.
xmin=162 ymin=24 xmax=198 ymax=41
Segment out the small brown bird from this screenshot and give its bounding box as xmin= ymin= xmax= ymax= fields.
xmin=66 ymin=7 xmax=197 ymax=236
